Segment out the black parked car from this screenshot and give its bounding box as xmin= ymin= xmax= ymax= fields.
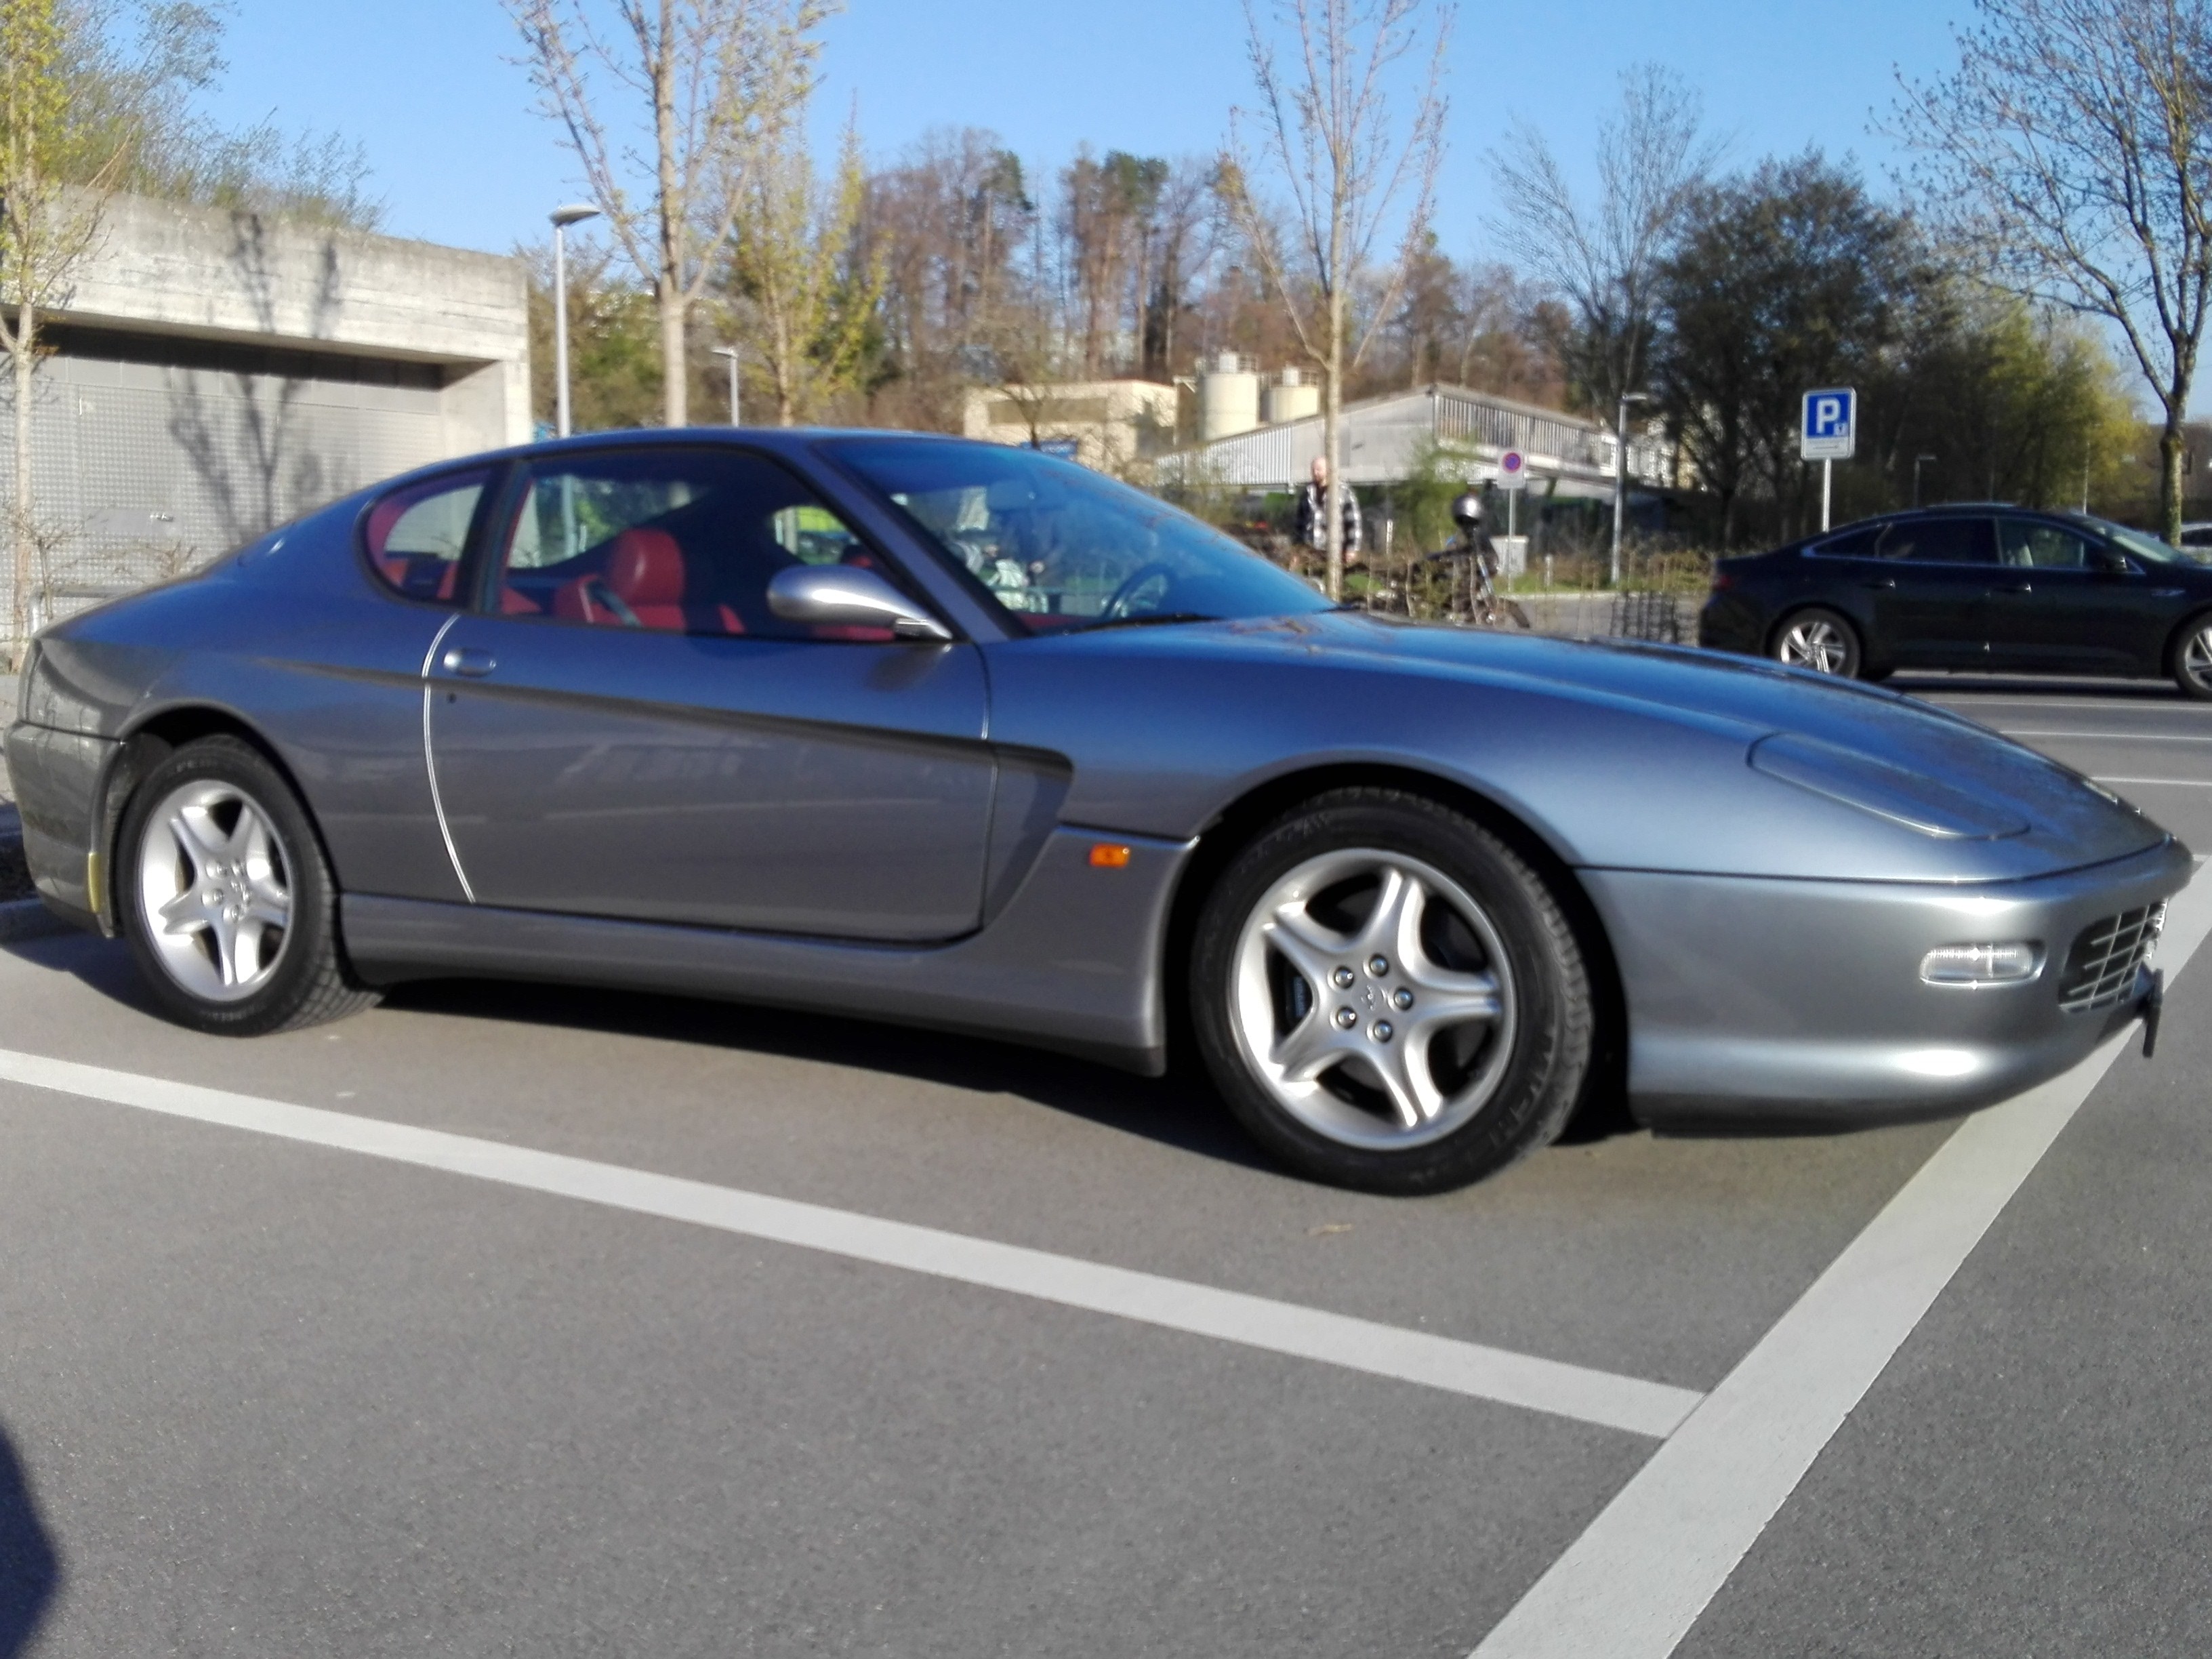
xmin=1699 ymin=506 xmax=2212 ymax=697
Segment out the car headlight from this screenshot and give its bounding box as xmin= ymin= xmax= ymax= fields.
xmin=1749 ymin=733 xmax=2029 ymax=840
xmin=1921 ymin=942 xmax=2041 ymax=985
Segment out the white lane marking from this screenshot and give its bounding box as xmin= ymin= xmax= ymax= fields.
xmin=2000 ymin=730 xmax=2212 ymax=742
xmin=0 ymin=1048 xmax=1700 ymax=1440
xmin=2092 ymin=776 xmax=2212 ymax=788
xmin=1928 ymin=695 xmax=2205 ymax=708
xmin=1470 ymin=865 xmax=2212 ymax=1659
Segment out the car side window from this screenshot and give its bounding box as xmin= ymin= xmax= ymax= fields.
xmin=493 ymin=448 xmax=891 ymax=640
xmin=365 ymin=470 xmax=491 ymax=603
xmin=1809 ymin=525 xmax=1883 ymax=560
xmin=1999 ymin=519 xmax=2095 ymax=570
xmin=1879 ymin=518 xmax=1997 ymax=565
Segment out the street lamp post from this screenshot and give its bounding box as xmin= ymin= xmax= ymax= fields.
xmin=1612 ymin=391 xmax=1650 ymax=586
xmin=550 ymin=203 xmax=601 ymax=438
xmin=711 ymin=345 xmax=741 ymax=426
xmin=1912 ymin=453 xmax=1938 ymax=509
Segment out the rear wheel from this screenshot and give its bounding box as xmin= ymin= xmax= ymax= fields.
xmin=2171 ymin=614 xmax=2212 ymax=699
xmin=1190 ymin=790 xmax=1594 ymax=1194
xmin=118 ymin=737 xmax=377 ymax=1036
xmin=1771 ymin=607 xmax=1862 ymax=678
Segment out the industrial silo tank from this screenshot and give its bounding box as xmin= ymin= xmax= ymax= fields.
xmin=1198 ymin=352 xmax=1261 ymax=441
xmin=1263 ymin=367 xmax=1319 ymax=424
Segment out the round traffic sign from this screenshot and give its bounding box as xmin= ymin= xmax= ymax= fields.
xmin=1497 ymin=450 xmax=1530 ymax=491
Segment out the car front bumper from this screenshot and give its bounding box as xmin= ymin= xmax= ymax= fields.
xmin=4 ymin=720 xmax=115 ymax=929
xmin=1584 ymin=838 xmax=2194 ymax=1129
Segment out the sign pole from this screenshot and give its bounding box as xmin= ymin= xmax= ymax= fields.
xmin=1822 ymin=459 xmax=1832 ymax=533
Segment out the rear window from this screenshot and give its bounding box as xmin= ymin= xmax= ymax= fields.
xmin=1879 ymin=517 xmax=1996 ymax=565
xmin=363 ymin=470 xmax=491 ymax=603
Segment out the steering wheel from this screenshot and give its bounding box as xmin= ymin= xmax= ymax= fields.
xmin=582 ymin=575 xmax=642 ymax=628
xmin=1101 ymin=561 xmax=1177 ymax=621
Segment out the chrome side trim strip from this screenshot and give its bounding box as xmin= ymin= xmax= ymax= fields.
xmin=418 ymin=615 xmax=476 ymax=905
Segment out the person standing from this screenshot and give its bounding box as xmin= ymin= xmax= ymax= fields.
xmin=1295 ymin=455 xmax=1361 ymax=569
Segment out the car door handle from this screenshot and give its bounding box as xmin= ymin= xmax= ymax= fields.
xmin=1997 ymin=580 xmax=2033 ymax=594
xmin=441 ymin=647 xmax=496 ymax=678
xmin=1860 ymin=577 xmax=1896 ymax=590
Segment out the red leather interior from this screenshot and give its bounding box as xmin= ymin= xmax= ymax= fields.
xmin=549 ymin=527 xmax=704 ymax=632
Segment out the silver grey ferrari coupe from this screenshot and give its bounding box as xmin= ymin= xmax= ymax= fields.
xmin=5 ymin=432 xmax=2189 ymax=1191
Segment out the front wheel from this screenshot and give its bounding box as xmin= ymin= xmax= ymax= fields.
xmin=1771 ymin=607 xmax=1862 ymax=678
xmin=118 ymin=736 xmax=378 ymax=1036
xmin=1190 ymin=790 xmax=1595 ymax=1193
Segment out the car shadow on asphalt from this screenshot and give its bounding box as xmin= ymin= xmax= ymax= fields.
xmin=4 ymin=928 xmax=1644 ymax=1167
xmin=0 ymin=1422 xmax=60 ymax=1658
xmin=0 ymin=926 xmax=1285 ymax=1174
xmin=384 ymin=975 xmax=1290 ymax=1172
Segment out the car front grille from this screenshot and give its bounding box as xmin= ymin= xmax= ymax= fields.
xmin=2057 ymin=904 xmax=2165 ymax=1013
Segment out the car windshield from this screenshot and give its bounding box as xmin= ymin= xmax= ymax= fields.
xmin=826 ymin=436 xmax=1333 ymax=634
xmin=2083 ymin=515 xmax=2212 ymax=567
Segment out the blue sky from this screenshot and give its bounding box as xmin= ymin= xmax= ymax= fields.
xmin=197 ymin=0 xmax=1969 ymax=261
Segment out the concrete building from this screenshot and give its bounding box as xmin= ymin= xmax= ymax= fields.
xmin=962 ymin=380 xmax=1180 ymax=475
xmin=1159 ymin=382 xmax=1672 ymax=500
xmin=7 ymin=192 xmax=529 ymax=623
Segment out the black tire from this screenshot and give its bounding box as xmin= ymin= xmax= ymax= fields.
xmin=2169 ymin=612 xmax=2212 ymax=700
xmin=1768 ymin=606 xmax=1863 ymax=678
xmin=117 ymin=736 xmax=378 ymax=1036
xmin=1189 ymin=788 xmax=1595 ymax=1194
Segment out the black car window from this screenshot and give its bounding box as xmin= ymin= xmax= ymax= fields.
xmin=1999 ymin=519 xmax=2095 ymax=570
xmin=1879 ymin=517 xmax=1997 ymax=565
xmin=492 ymin=448 xmax=901 ymax=641
xmin=1809 ymin=525 xmax=1883 ymax=560
xmin=364 ymin=470 xmax=493 ymax=604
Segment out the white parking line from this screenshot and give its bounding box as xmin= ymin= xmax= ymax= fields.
xmin=2000 ymin=730 xmax=2212 ymax=743
xmin=1468 ymin=864 xmax=2212 ymax=1659
xmin=0 ymin=1046 xmax=1702 ymax=1440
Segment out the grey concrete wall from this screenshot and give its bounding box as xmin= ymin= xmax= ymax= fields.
xmin=2 ymin=194 xmax=531 ymax=628
xmin=66 ymin=195 xmax=529 ymax=408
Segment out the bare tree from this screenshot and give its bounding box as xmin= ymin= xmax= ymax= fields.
xmin=1223 ymin=0 xmax=1452 ymax=598
xmin=1897 ymin=0 xmax=2212 ymax=541
xmin=731 ymin=113 xmax=881 ymax=424
xmin=0 ymin=0 xmax=129 ymax=661
xmin=508 ymin=0 xmax=830 ymax=427
xmin=1490 ymin=64 xmax=1715 ymax=424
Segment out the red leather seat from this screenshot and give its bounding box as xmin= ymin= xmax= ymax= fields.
xmin=552 ymin=528 xmax=693 ymax=630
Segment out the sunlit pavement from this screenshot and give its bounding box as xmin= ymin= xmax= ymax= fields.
xmin=1 ymin=674 xmax=2208 ymax=1658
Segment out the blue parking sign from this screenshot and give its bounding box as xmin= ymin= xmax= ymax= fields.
xmin=1801 ymin=388 xmax=1856 ymax=460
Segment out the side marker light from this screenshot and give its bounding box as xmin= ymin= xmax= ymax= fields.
xmin=1089 ymin=843 xmax=1132 ymax=869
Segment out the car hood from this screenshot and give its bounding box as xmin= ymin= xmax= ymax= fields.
xmin=1034 ymin=612 xmax=2174 ymax=880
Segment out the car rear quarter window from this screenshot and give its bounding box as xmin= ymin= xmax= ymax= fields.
xmin=365 ymin=470 xmax=492 ymax=603
xmin=1879 ymin=517 xmax=1997 ymax=565
xmin=1809 ymin=525 xmax=1885 ymax=560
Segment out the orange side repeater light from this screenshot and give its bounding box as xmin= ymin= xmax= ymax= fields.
xmin=1089 ymin=842 xmax=1133 ymax=869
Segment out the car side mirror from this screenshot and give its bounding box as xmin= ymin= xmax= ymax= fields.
xmin=766 ymin=563 xmax=954 ymax=641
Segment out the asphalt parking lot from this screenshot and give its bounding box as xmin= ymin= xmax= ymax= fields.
xmin=3 ymin=674 xmax=2211 ymax=1658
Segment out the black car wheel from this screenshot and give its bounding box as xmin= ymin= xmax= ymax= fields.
xmin=1770 ymin=607 xmax=1862 ymax=678
xmin=2171 ymin=614 xmax=2212 ymax=700
xmin=1190 ymin=788 xmax=1594 ymax=1194
xmin=118 ymin=736 xmax=379 ymax=1036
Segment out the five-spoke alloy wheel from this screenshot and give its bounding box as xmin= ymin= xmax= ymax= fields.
xmin=1192 ymin=789 xmax=1595 ymax=1193
xmin=119 ymin=737 xmax=377 ymax=1035
xmin=1771 ymin=607 xmax=1862 ymax=678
